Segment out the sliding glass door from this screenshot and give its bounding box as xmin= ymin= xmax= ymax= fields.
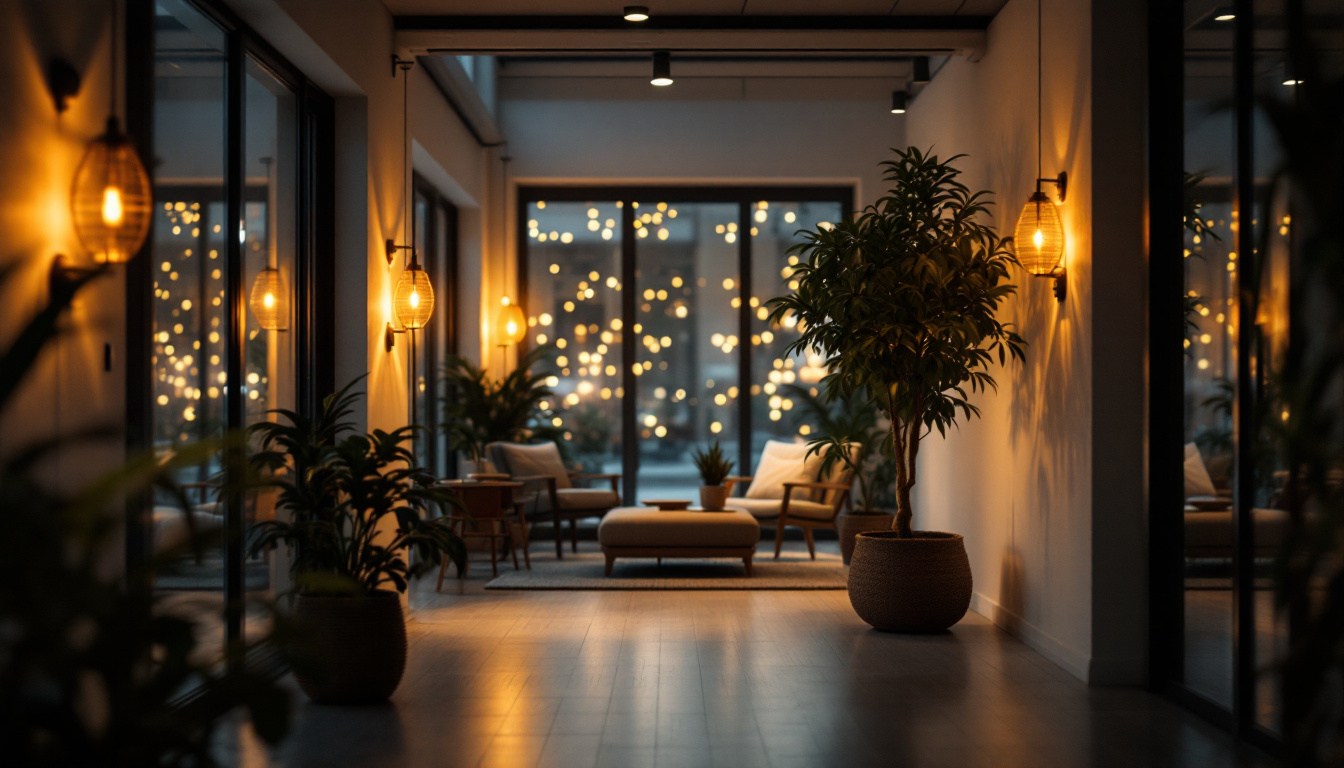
xmin=134 ymin=0 xmax=333 ymax=678
xmin=519 ymin=187 xmax=850 ymax=503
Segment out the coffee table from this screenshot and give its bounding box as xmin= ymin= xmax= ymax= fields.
xmin=597 ymin=506 xmax=761 ymax=576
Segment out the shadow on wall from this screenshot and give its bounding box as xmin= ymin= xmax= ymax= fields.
xmin=19 ymin=2 xmax=106 ymax=103
xmin=998 ymin=547 xmax=1025 ymax=632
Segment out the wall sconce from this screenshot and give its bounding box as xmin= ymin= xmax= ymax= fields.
xmin=248 ymin=267 xmax=289 ymax=331
xmin=496 ymin=297 xmax=526 ymax=347
xmin=72 ymin=118 xmax=152 ymax=264
xmin=1013 ymin=171 xmax=1067 ymax=302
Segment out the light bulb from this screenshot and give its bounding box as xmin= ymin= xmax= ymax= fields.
xmin=1033 ymin=229 xmax=1044 ymax=249
xmin=409 ymin=290 xmax=420 ymax=309
xmin=102 ymin=186 xmax=124 ymax=226
xmin=263 ymin=292 xmax=275 ymax=309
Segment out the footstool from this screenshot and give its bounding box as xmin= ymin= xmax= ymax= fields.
xmin=597 ymin=507 xmax=761 ymax=576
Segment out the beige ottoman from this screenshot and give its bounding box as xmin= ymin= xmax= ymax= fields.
xmin=597 ymin=507 xmax=761 ymax=576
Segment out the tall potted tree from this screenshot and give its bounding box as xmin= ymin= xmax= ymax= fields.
xmin=248 ymin=378 xmax=467 ymax=703
xmin=769 ymin=147 xmax=1026 ymax=632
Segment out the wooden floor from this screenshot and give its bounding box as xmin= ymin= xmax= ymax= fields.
xmin=217 ymin=541 xmax=1274 ymax=768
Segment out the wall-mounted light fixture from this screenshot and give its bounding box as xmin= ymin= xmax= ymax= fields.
xmin=70 ymin=0 xmax=151 ymax=265
xmin=1012 ymin=0 xmax=1067 ymax=303
xmin=496 ymin=297 xmax=526 ymax=347
xmin=890 ymin=91 xmax=908 ymax=114
xmin=911 ymin=56 xmax=931 ymax=85
xmin=624 ymin=5 xmax=649 ymax=21
xmin=249 ymin=267 xmax=289 ymax=331
xmin=651 ymin=51 xmax=673 ymax=87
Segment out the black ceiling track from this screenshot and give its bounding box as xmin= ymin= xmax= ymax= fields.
xmin=395 ymin=15 xmax=993 ymax=32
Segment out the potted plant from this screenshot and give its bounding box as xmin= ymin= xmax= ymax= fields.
xmin=439 ymin=345 xmax=564 ymax=473
xmin=247 ymin=377 xmax=467 ymax=704
xmin=789 ymin=385 xmax=897 ymax=564
xmin=769 ymin=147 xmax=1025 ymax=632
xmin=692 ymin=441 xmax=735 ymax=511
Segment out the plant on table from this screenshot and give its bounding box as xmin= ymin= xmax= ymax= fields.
xmin=439 ymin=345 xmax=564 ymax=468
xmin=767 ymin=146 xmax=1025 ymax=631
xmin=692 ymin=441 xmax=735 ymax=511
xmin=247 ymin=377 xmax=467 ymax=702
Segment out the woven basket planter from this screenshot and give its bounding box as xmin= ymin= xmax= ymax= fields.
xmin=292 ymin=590 xmax=407 ymax=704
xmin=837 ymin=512 xmax=895 ymax=565
xmin=848 ymin=531 xmax=972 ymax=632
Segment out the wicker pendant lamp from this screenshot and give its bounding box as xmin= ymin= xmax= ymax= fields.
xmin=1013 ymin=0 xmax=1068 ymax=302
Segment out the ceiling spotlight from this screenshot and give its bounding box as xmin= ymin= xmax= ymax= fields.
xmin=1214 ymin=13 xmax=1235 ymax=21
xmin=624 ymin=5 xmax=649 ymax=21
xmin=912 ymin=56 xmax=931 ymax=84
xmin=890 ymin=91 xmax=908 ymax=114
xmin=651 ymin=51 xmax=673 ymax=86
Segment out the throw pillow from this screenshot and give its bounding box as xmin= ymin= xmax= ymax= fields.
xmin=499 ymin=442 xmax=572 ymax=489
xmin=745 ymin=440 xmax=814 ymax=499
xmin=1184 ymin=442 xmax=1217 ymax=498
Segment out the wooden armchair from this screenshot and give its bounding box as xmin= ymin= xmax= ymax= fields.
xmin=485 ymin=441 xmax=622 ymax=558
xmin=722 ymin=439 xmax=855 ymax=560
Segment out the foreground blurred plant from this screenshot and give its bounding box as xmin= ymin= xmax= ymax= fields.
xmin=0 ymin=264 xmax=290 ymax=766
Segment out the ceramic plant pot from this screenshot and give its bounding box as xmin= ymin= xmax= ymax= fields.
xmin=837 ymin=512 xmax=895 ymax=565
xmin=699 ymin=485 xmax=729 ymax=511
xmin=848 ymin=531 xmax=972 ymax=633
xmin=292 ymin=590 xmax=407 ymax=704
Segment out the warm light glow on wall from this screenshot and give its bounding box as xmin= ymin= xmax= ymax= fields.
xmin=248 ymin=267 xmax=289 ymax=330
xmin=72 ymin=118 xmax=152 ymax=263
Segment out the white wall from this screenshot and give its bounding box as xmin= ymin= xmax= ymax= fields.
xmin=0 ymin=0 xmax=125 ymax=521
xmin=906 ymin=0 xmax=1146 ymax=683
xmin=500 ymin=85 xmax=904 ymax=209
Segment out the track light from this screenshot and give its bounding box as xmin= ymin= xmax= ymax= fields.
xmin=890 ymin=91 xmax=907 ymax=114
xmin=651 ymin=51 xmax=673 ymax=86
xmin=624 ymin=5 xmax=649 ymax=21
xmin=912 ymin=56 xmax=931 ymax=84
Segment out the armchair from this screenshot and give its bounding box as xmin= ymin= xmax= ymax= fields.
xmin=485 ymin=441 xmax=622 ymax=558
xmin=724 ymin=440 xmax=855 ymax=560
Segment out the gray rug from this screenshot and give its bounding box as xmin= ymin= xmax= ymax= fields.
xmin=484 ymin=549 xmax=847 ymax=591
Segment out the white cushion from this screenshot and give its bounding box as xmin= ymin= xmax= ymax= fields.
xmin=1184 ymin=443 xmax=1216 ymax=498
xmin=556 ymin=487 xmax=620 ymax=511
xmin=499 ymin=442 xmax=572 ymax=489
xmin=726 ymin=496 xmax=836 ymax=522
xmin=745 ymin=440 xmax=815 ymax=499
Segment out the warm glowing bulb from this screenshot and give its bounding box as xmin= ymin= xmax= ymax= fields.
xmin=102 ymin=186 xmax=124 ymax=226
xmin=1033 ymin=229 xmax=1044 ymax=249
xmin=410 ymin=290 xmax=420 ymax=309
xmin=263 ymin=292 xmax=275 ymax=309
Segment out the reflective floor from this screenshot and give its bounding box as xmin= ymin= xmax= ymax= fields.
xmin=218 ymin=541 xmax=1274 ymax=768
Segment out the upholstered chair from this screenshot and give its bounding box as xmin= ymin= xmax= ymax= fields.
xmin=724 ymin=439 xmax=854 ymax=560
xmin=485 ymin=441 xmax=621 ymax=558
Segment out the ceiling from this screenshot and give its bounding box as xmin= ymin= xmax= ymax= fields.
xmin=383 ymin=0 xmax=1007 ymax=16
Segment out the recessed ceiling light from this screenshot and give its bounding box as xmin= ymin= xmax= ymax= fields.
xmin=1214 ymin=13 xmax=1235 ymax=21
xmin=624 ymin=6 xmax=650 ymax=21
xmin=651 ymin=51 xmax=673 ymax=86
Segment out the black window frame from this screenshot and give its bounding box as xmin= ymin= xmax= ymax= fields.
xmin=516 ymin=185 xmax=853 ymax=504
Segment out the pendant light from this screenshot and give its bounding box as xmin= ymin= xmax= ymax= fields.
xmin=651 ymin=51 xmax=673 ymax=86
xmin=890 ymin=91 xmax=908 ymax=114
xmin=494 ymin=155 xmax=526 ymax=348
xmin=249 ymin=267 xmax=289 ymax=331
xmin=72 ymin=0 xmax=151 ymax=264
xmin=1013 ymin=0 xmax=1068 ymax=302
xmin=384 ymin=58 xmax=434 ymax=432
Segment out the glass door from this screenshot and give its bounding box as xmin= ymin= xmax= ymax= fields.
xmin=633 ymin=201 xmax=740 ymax=500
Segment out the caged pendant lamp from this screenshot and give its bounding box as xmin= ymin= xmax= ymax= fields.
xmin=72 ymin=0 xmax=151 ymax=264
xmin=495 ymin=297 xmax=526 ymax=347
xmin=394 ymin=259 xmax=434 ymax=330
xmin=1013 ymin=0 xmax=1068 ymax=302
xmin=249 ymin=266 xmax=289 ymax=331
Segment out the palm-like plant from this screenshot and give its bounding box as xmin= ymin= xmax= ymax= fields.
xmin=692 ymin=441 xmax=735 ymax=486
xmin=439 ymin=345 xmax=563 ymax=465
xmin=247 ymin=377 xmax=467 ymax=596
xmin=788 ymin=385 xmax=896 ymax=513
xmin=769 ymin=147 xmax=1026 ymax=538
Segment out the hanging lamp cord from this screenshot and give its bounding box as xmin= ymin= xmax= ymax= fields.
xmin=110 ymin=0 xmax=118 ymax=121
xmin=403 ymin=61 xmax=411 ymax=267
xmin=1037 ymin=0 xmax=1043 ymax=193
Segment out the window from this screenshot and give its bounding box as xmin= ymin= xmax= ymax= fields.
xmin=519 ymin=188 xmax=851 ymax=502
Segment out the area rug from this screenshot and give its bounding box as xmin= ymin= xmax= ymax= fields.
xmin=484 ymin=550 xmax=847 ymax=590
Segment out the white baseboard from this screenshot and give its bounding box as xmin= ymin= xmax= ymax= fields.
xmin=969 ymin=591 xmax=1092 ymax=682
